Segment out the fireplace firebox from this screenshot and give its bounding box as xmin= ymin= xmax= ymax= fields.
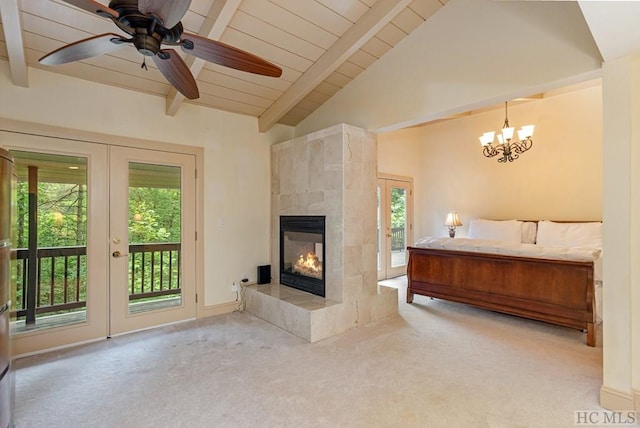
xmin=280 ymin=215 xmax=325 ymax=297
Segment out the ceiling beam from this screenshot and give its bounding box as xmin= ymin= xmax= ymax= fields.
xmin=257 ymin=0 xmax=413 ymax=133
xmin=165 ymin=0 xmax=241 ymax=116
xmin=0 ymin=0 xmax=28 ymax=87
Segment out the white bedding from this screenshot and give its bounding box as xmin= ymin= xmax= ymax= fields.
xmin=414 ymin=237 xmax=601 ymax=263
xmin=412 ymin=237 xmax=603 ymax=323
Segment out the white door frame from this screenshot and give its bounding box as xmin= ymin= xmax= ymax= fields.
xmin=377 ymin=174 xmax=413 ymax=280
xmin=1 ymin=120 xmax=204 ymax=356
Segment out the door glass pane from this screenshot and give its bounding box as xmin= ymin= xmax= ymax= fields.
xmin=390 ymin=186 xmax=407 ymax=268
xmin=11 ymin=151 xmax=88 ymax=332
xmin=127 ymin=163 xmax=182 ymax=314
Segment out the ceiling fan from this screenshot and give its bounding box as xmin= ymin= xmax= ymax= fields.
xmin=39 ymin=0 xmax=283 ymax=99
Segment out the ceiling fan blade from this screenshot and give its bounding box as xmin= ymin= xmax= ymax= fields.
xmin=138 ymin=0 xmax=191 ymax=29
xmin=62 ymin=0 xmax=119 ymax=19
xmin=39 ymin=33 xmax=127 ymax=65
xmin=180 ymin=33 xmax=282 ymax=78
xmin=153 ymin=49 xmax=199 ymax=100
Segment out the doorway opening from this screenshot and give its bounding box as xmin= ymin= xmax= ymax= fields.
xmin=3 ymin=130 xmax=199 ymax=356
xmin=377 ymin=175 xmax=413 ymax=280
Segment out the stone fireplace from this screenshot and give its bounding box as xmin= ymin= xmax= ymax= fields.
xmin=245 ymin=123 xmax=398 ymax=342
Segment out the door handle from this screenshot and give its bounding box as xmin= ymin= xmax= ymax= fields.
xmin=112 ymin=251 xmax=129 ymax=258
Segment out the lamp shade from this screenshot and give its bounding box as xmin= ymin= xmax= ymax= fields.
xmin=444 ymin=211 xmax=462 ymax=227
xmin=479 ymin=132 xmax=495 ymax=146
xmin=501 ymin=127 xmax=514 ymax=141
xmin=520 ymin=124 xmax=535 ymax=137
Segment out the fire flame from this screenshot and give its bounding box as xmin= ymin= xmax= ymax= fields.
xmin=293 ymin=252 xmax=322 ymax=278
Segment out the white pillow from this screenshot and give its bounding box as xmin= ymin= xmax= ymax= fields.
xmin=467 ymin=219 xmax=523 ymax=243
xmin=536 ymin=220 xmax=602 ymax=249
xmin=521 ymin=222 xmax=538 ymax=244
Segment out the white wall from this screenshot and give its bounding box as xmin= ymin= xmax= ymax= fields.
xmin=379 ymin=84 xmax=603 ymax=240
xmin=296 ymin=0 xmax=602 ymax=137
xmin=600 ymin=55 xmax=640 ymax=411
xmin=0 ymin=61 xmax=294 ymax=308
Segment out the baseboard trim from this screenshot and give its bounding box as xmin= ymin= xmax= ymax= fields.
xmin=198 ymin=301 xmax=238 ymax=318
xmin=600 ymin=386 xmax=636 ymax=410
xmin=635 ymin=390 xmax=640 ymax=411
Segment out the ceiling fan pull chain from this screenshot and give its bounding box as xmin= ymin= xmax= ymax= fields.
xmin=140 ymin=33 xmax=148 ymax=70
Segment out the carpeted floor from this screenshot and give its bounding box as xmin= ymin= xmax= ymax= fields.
xmin=12 ymin=277 xmax=603 ymax=427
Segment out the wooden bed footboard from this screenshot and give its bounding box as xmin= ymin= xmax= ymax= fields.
xmin=406 ymin=247 xmax=596 ymax=346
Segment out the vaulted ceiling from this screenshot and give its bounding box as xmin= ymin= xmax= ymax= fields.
xmin=0 ymin=0 xmax=449 ymax=132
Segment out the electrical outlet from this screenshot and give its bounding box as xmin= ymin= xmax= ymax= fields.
xmin=231 ymin=282 xmax=238 ymax=292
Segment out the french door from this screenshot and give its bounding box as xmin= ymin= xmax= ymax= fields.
xmin=377 ymin=176 xmax=413 ymax=280
xmin=6 ymin=133 xmax=196 ymax=355
xmin=108 ymin=146 xmax=196 ymax=336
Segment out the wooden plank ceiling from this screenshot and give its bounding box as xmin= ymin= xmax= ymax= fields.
xmin=0 ymin=0 xmax=449 ymax=131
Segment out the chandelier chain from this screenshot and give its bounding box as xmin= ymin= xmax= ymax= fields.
xmin=503 ymin=102 xmax=510 ymax=129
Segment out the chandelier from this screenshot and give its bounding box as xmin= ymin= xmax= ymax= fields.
xmin=479 ymin=102 xmax=535 ymax=163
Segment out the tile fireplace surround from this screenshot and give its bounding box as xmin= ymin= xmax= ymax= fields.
xmin=245 ymin=123 xmax=399 ymax=342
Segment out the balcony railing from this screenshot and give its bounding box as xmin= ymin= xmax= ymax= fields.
xmin=391 ymin=227 xmax=405 ymax=251
xmin=128 ymin=243 xmax=181 ymax=300
xmin=12 ymin=242 xmax=181 ymax=323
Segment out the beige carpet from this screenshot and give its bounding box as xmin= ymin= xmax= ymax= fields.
xmin=12 ymin=277 xmax=603 ymax=427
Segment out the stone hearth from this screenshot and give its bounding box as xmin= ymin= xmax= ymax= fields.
xmin=245 ymin=123 xmax=398 ymax=342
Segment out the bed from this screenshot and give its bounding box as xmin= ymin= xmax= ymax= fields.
xmin=406 ymin=219 xmax=602 ymax=346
